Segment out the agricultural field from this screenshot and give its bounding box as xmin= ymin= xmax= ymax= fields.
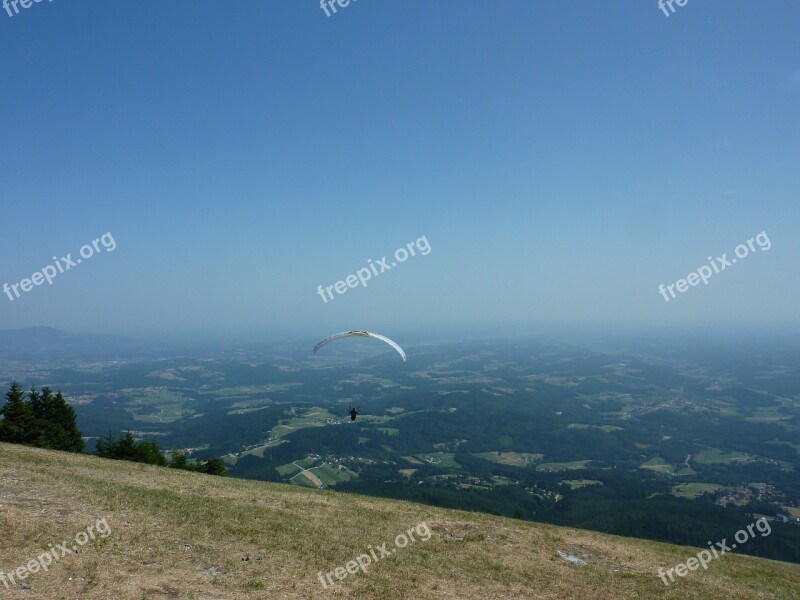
xmin=122 ymin=388 xmax=193 ymax=423
xmin=561 ymin=480 xmax=603 ymax=489
xmin=309 ymin=464 xmax=358 ymax=486
xmin=694 ymin=449 xmax=749 ymax=464
xmin=536 ymin=460 xmax=591 ymax=472
xmin=672 ymin=483 xmax=728 ymax=499
xmin=416 ymin=452 xmax=460 ymax=469
xmin=474 ymin=451 xmax=544 ymax=467
xmin=567 ymin=424 xmax=623 ymax=433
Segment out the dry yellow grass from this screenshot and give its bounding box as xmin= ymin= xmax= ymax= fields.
xmin=0 ymin=443 xmax=797 ymax=599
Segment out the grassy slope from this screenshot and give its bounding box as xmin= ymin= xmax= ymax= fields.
xmin=0 ymin=443 xmax=797 ymax=599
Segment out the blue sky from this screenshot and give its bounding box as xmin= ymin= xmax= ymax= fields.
xmin=1 ymin=1 xmax=798 ymax=338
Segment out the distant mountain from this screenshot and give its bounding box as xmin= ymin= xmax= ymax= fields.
xmin=0 ymin=327 xmax=143 ymax=360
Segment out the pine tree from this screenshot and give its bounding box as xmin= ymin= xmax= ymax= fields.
xmin=48 ymin=391 xmax=84 ymax=452
xmin=203 ymin=457 xmax=229 ymax=477
xmin=94 ymin=432 xmax=116 ymax=458
xmin=169 ymin=451 xmax=190 ymax=469
xmin=96 ymin=432 xmax=165 ymax=466
xmin=28 ymin=386 xmax=56 ymax=449
xmin=28 ymin=387 xmax=43 ymax=416
xmin=0 ymin=382 xmax=35 ymax=444
xmin=22 ymin=387 xmax=84 ymax=452
xmin=135 ymin=438 xmax=167 ymax=466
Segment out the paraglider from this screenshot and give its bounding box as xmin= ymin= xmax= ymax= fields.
xmin=349 ymin=406 xmax=359 ymax=421
xmin=313 ymin=330 xmax=407 ymax=363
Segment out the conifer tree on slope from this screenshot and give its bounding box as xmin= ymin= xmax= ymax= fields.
xmin=44 ymin=389 xmax=84 ymax=452
xmin=0 ymin=383 xmax=83 ymax=452
xmin=0 ymin=382 xmax=35 ymax=444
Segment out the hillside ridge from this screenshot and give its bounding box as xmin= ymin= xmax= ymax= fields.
xmin=0 ymin=443 xmax=797 ymax=599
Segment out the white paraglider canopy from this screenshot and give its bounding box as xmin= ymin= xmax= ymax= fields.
xmin=313 ymin=330 xmax=407 ymax=363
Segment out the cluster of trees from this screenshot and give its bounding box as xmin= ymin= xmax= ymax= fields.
xmin=95 ymin=432 xmax=228 ymax=476
xmin=0 ymin=382 xmax=83 ymax=452
xmin=1 ymin=383 xmax=227 ymax=477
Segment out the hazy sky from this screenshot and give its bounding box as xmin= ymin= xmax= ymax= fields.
xmin=2 ymin=1 xmax=798 ymax=338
